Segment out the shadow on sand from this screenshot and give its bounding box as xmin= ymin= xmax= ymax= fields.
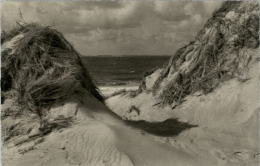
xmin=125 ymin=118 xmax=197 ymax=137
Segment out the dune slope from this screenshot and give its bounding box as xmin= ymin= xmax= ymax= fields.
xmin=106 ymin=1 xmax=260 ymax=166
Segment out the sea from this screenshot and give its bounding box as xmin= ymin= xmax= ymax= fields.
xmin=81 ymin=56 xmax=171 ymax=87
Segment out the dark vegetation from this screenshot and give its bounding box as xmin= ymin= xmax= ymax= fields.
xmin=1 ymin=23 xmax=106 ymax=143
xmin=1 ymin=23 xmax=103 ymax=114
xmin=144 ymin=1 xmax=259 ymax=106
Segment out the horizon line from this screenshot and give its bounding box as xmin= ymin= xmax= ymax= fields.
xmin=80 ymin=54 xmax=173 ymax=57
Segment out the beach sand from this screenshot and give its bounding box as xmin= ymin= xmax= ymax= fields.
xmin=99 ymin=85 xmax=138 ymax=98
xmin=105 ymin=60 xmax=260 ymax=166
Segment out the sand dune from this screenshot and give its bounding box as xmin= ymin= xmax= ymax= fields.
xmin=3 ymin=94 xmax=213 ymax=166
xmin=2 ymin=1 xmax=259 ymax=166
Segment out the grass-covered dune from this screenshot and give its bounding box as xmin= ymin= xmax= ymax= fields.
xmin=106 ymin=2 xmax=260 ymax=166
xmin=1 ymin=24 xmax=103 ymax=110
xmin=134 ymin=1 xmax=259 ymax=107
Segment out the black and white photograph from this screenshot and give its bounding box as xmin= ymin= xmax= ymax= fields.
xmin=1 ymin=0 xmax=259 ymax=166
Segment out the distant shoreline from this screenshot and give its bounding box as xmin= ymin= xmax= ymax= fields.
xmin=81 ymin=55 xmax=172 ymax=57
xmin=81 ymin=55 xmax=170 ymax=90
xmin=99 ymin=85 xmax=138 ymax=98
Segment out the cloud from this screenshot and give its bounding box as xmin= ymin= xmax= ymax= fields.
xmin=154 ymin=1 xmax=191 ymax=22
xmin=1 ymin=0 xmax=222 ymax=55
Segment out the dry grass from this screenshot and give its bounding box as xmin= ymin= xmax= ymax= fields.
xmin=1 ymin=23 xmax=103 ymax=114
xmin=158 ymin=1 xmax=259 ymax=106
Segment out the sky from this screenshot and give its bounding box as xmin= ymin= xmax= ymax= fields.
xmin=1 ymin=0 xmax=222 ymax=56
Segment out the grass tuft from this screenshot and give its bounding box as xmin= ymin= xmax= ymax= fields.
xmin=1 ymin=23 xmax=103 ymax=114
